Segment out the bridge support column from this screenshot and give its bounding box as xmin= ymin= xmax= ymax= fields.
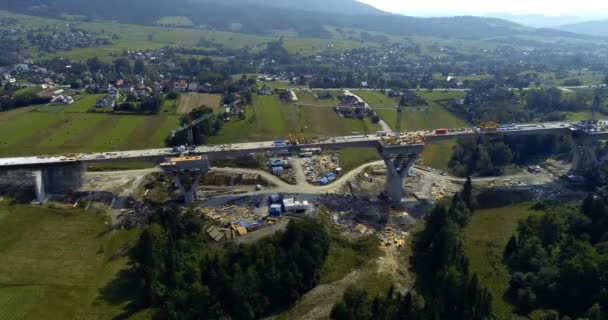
xmin=380 ymin=152 xmax=419 ymax=203
xmin=571 ymin=136 xmax=599 ymax=173
xmin=164 ymin=170 xmax=206 ymax=205
xmin=32 ymin=164 xmax=85 ymax=203
xmin=161 ymin=156 xmax=210 ymax=205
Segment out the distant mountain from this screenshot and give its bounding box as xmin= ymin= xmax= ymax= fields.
xmin=484 ymin=13 xmax=590 ymax=28
xmin=189 ymin=0 xmax=388 ymax=16
xmin=557 ymin=20 xmax=608 ymax=37
xmin=0 ymin=0 xmax=577 ymax=40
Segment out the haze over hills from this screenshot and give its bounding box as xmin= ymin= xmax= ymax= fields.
xmin=556 ymin=19 xmax=608 ymax=37
xmin=484 ymin=13 xmax=591 ymax=28
xmin=0 ymin=0 xmax=587 ymax=40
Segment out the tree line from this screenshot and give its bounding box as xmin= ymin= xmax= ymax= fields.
xmin=449 ymin=134 xmax=571 ymax=177
xmin=0 ymin=91 xmax=51 ymax=112
xmin=331 ymin=179 xmax=493 ymax=320
xmin=504 ymin=192 xmax=608 ymax=319
xmin=134 ymin=206 xmax=330 ymax=319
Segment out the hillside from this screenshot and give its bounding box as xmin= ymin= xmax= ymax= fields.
xmin=485 ymin=13 xmax=590 ymax=28
xmin=190 ymin=0 xmax=388 ymax=16
xmin=0 ymin=0 xmax=563 ymax=40
xmin=557 ymin=19 xmax=608 ymax=37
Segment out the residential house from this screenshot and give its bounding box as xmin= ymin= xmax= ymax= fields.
xmin=96 ymin=96 xmax=115 ymax=108
xmin=188 ymin=82 xmax=199 ymax=92
xmin=107 ymin=86 xmax=121 ymax=100
xmin=227 ymin=99 xmax=243 ymax=115
xmin=175 ymin=80 xmax=188 ymax=92
xmin=119 ymin=85 xmax=134 ymax=94
xmin=50 ymin=94 xmax=74 ymax=105
xmin=260 ymin=84 xmax=273 ymax=95
xmin=336 ymin=95 xmax=366 ymax=118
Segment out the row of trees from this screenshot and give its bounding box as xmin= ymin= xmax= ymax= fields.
xmin=504 ymin=192 xmax=608 ymax=319
xmin=135 ymin=206 xmax=330 ymax=319
xmin=114 ymin=94 xmax=163 ymax=114
xmin=454 ymin=82 xmax=602 ymax=124
xmin=449 ymin=134 xmax=571 ymax=177
xmin=0 ymin=91 xmax=51 ymax=112
xmin=331 ymin=180 xmax=493 ymax=320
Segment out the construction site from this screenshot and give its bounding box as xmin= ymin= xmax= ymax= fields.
xmin=0 ymin=113 xmax=603 ymax=251
xmin=0 ymin=137 xmax=578 ymax=250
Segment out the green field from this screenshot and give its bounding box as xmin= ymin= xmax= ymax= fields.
xmin=177 ymin=93 xmax=222 ymax=114
xmin=337 ymin=148 xmax=380 ymax=173
xmin=0 ymin=95 xmax=180 ymax=157
xmin=352 ymin=90 xmax=399 ymax=109
xmin=464 ymin=203 xmax=543 ymax=320
xmin=354 ymin=91 xmax=468 ymax=131
xmin=0 ymin=202 xmax=145 ymax=320
xmin=209 ymin=94 xmax=380 ymax=143
xmin=421 ymin=139 xmax=456 ymax=171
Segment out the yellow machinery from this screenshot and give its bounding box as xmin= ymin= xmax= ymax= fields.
xmin=62 ymin=153 xmax=82 ymax=160
xmin=289 ymin=134 xmax=319 ymax=145
xmin=478 ymin=121 xmax=499 ymax=132
xmin=381 ymin=133 xmax=424 ymax=146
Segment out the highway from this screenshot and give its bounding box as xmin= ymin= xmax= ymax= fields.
xmin=0 ymin=120 xmax=606 ymax=169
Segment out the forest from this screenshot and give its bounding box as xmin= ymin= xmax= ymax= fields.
xmin=449 ymin=134 xmax=571 ymax=177
xmin=134 ymin=207 xmax=330 ymax=319
xmin=504 ymin=191 xmax=608 ymax=319
xmin=331 ymin=180 xmax=493 ymax=320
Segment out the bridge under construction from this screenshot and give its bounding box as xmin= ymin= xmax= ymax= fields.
xmin=1 ymin=120 xmax=608 ymax=204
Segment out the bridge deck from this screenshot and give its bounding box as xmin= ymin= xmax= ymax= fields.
xmin=0 ymin=121 xmax=602 ymax=169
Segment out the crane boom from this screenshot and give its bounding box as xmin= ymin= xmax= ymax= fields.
xmin=173 ymin=112 xmax=215 ymax=134
xmin=171 ymin=112 xmax=216 ymax=146
xmin=395 ymin=104 xmax=403 ymax=134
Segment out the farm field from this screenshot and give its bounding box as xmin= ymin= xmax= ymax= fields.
xmin=1 ymin=10 xmax=374 ymax=62
xmin=354 ymin=91 xmax=468 ymax=131
xmin=177 ymin=93 xmax=222 ymax=114
xmin=209 ymin=93 xmax=381 ymax=144
xmin=464 ymin=202 xmax=542 ymax=320
xmin=0 ymin=97 xmax=180 ymax=157
xmin=0 ymin=202 xmax=146 ymax=320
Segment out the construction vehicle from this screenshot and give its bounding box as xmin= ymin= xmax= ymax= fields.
xmin=478 ymin=121 xmax=500 ymax=132
xmin=170 ymin=112 xmax=215 ymax=146
xmin=62 ymin=153 xmax=82 ymax=160
xmin=288 ymin=134 xmax=319 ymax=146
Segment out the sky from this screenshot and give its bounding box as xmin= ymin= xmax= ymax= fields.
xmin=357 ymin=0 xmax=608 ymax=17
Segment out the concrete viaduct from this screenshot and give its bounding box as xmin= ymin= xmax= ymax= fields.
xmin=1 ymin=121 xmax=607 ymax=204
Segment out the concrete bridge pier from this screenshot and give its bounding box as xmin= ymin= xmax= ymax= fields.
xmin=164 ymin=170 xmax=207 ymax=205
xmin=571 ymin=136 xmax=600 ymax=173
xmin=379 ymin=145 xmax=423 ymax=203
xmin=32 ymin=163 xmax=86 ymax=203
xmin=160 ymin=156 xmax=210 ymax=205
